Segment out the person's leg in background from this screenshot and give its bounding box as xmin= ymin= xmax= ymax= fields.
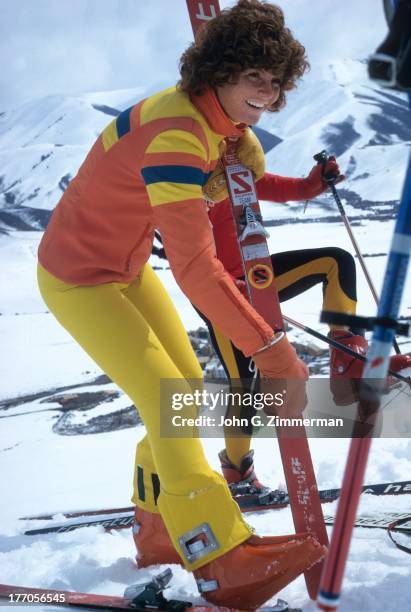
xmin=273 ymin=246 xmax=361 ymax=405
xmin=198 ymin=315 xmax=269 ymax=490
xmin=272 ymin=247 xmax=411 ymax=404
xmin=200 ymin=246 xmax=359 ymax=478
xmin=272 ymin=247 xmax=357 ymax=317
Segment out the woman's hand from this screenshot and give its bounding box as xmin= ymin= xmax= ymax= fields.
xmin=253 ymin=334 xmax=308 ymax=418
xmin=299 ymin=156 xmax=345 ymax=200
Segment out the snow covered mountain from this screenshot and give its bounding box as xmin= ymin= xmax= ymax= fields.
xmin=0 ymin=62 xmax=410 ymax=232
xmin=0 ymin=88 xmax=145 ymax=232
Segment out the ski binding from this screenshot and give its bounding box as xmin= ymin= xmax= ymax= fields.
xmin=124 ymin=569 xmax=191 ymax=610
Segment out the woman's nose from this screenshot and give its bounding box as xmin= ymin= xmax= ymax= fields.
xmin=259 ymin=80 xmax=279 ymax=102
xmin=258 ymin=81 xmax=273 ymax=96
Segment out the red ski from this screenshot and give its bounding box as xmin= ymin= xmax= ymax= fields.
xmin=0 ymin=582 xmax=216 ymax=611
xmin=0 ymin=569 xmax=301 ymax=611
xmin=185 ymin=0 xmax=328 ymax=600
xmin=0 ymin=583 xmax=140 ymax=611
xmin=0 ymin=570 xmax=211 ymax=611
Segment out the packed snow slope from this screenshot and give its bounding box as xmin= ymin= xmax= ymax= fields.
xmin=1 ymin=1 xmax=411 ymax=611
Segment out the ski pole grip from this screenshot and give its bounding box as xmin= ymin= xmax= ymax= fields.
xmin=314 ymin=149 xmax=339 ymax=185
xmin=313 ymin=150 xmax=329 ymax=165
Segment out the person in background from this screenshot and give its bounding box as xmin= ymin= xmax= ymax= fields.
xmin=201 ymin=160 xmax=410 ymax=492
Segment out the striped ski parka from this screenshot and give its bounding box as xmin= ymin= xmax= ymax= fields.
xmin=38 ymin=86 xmax=273 ymax=356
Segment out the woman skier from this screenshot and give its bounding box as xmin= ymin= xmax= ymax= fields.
xmin=37 ymin=1 xmax=329 ymax=608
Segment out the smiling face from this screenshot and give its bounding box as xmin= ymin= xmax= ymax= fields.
xmin=215 ymin=69 xmax=282 ymax=125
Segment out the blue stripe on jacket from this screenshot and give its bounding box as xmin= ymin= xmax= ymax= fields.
xmin=116 ymin=107 xmax=132 ymax=138
xmin=141 ymin=165 xmax=212 ymax=186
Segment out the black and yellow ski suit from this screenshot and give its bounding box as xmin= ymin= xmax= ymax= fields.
xmin=203 ymin=189 xmax=358 ymax=466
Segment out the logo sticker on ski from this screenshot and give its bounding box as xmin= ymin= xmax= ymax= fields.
xmin=226 ymin=166 xmax=256 ymax=206
xmin=248 ymin=264 xmax=273 ymax=289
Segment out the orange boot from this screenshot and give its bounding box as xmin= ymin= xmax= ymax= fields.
xmin=219 ymin=449 xmax=266 ymax=491
xmin=194 ymin=533 xmax=327 ymax=609
xmin=133 ymin=504 xmax=326 ymax=607
xmin=133 ymin=507 xmax=182 ymax=568
xmin=219 ymin=449 xmax=289 ymax=506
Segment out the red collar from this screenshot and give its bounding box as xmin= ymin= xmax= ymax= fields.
xmin=191 ymin=88 xmax=245 ymax=138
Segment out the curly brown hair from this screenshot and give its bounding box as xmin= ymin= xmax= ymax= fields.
xmin=178 ymin=0 xmax=309 ymax=112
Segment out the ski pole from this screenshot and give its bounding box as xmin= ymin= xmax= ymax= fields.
xmin=317 ymin=12 xmax=411 ymax=603
xmin=154 ymin=227 xmax=410 ymax=385
xmin=282 ymin=314 xmax=411 ymax=386
xmin=313 ymin=149 xmax=402 ymax=355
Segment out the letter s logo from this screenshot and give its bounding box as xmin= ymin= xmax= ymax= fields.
xmin=231 ymin=171 xmax=253 ymax=195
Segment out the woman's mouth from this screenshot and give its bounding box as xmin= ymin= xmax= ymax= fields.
xmin=246 ymin=100 xmax=265 ymax=110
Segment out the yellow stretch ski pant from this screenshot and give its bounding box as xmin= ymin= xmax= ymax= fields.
xmin=37 ymin=262 xmax=252 ymax=570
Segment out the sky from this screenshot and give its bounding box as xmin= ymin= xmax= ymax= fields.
xmin=0 ymin=0 xmax=388 ymax=111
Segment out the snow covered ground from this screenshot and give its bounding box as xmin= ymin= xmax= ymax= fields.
xmin=1 ymin=216 xmax=410 ymax=611
xmin=1 ymin=422 xmax=411 ymax=611
xmin=1 ymin=1 xmax=411 ymax=610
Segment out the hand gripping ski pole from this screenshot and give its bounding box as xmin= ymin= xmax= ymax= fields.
xmin=285 ymin=314 xmax=410 ymax=386
xmin=317 ymin=3 xmax=411 ymax=608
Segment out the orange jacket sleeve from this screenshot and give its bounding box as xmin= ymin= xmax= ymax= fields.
xmin=152 ymin=199 xmax=273 ymax=357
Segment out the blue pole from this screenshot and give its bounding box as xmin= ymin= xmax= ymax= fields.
xmin=317 ymin=3 xmax=411 ymax=606
xmin=365 ymin=150 xmax=411 ymax=384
